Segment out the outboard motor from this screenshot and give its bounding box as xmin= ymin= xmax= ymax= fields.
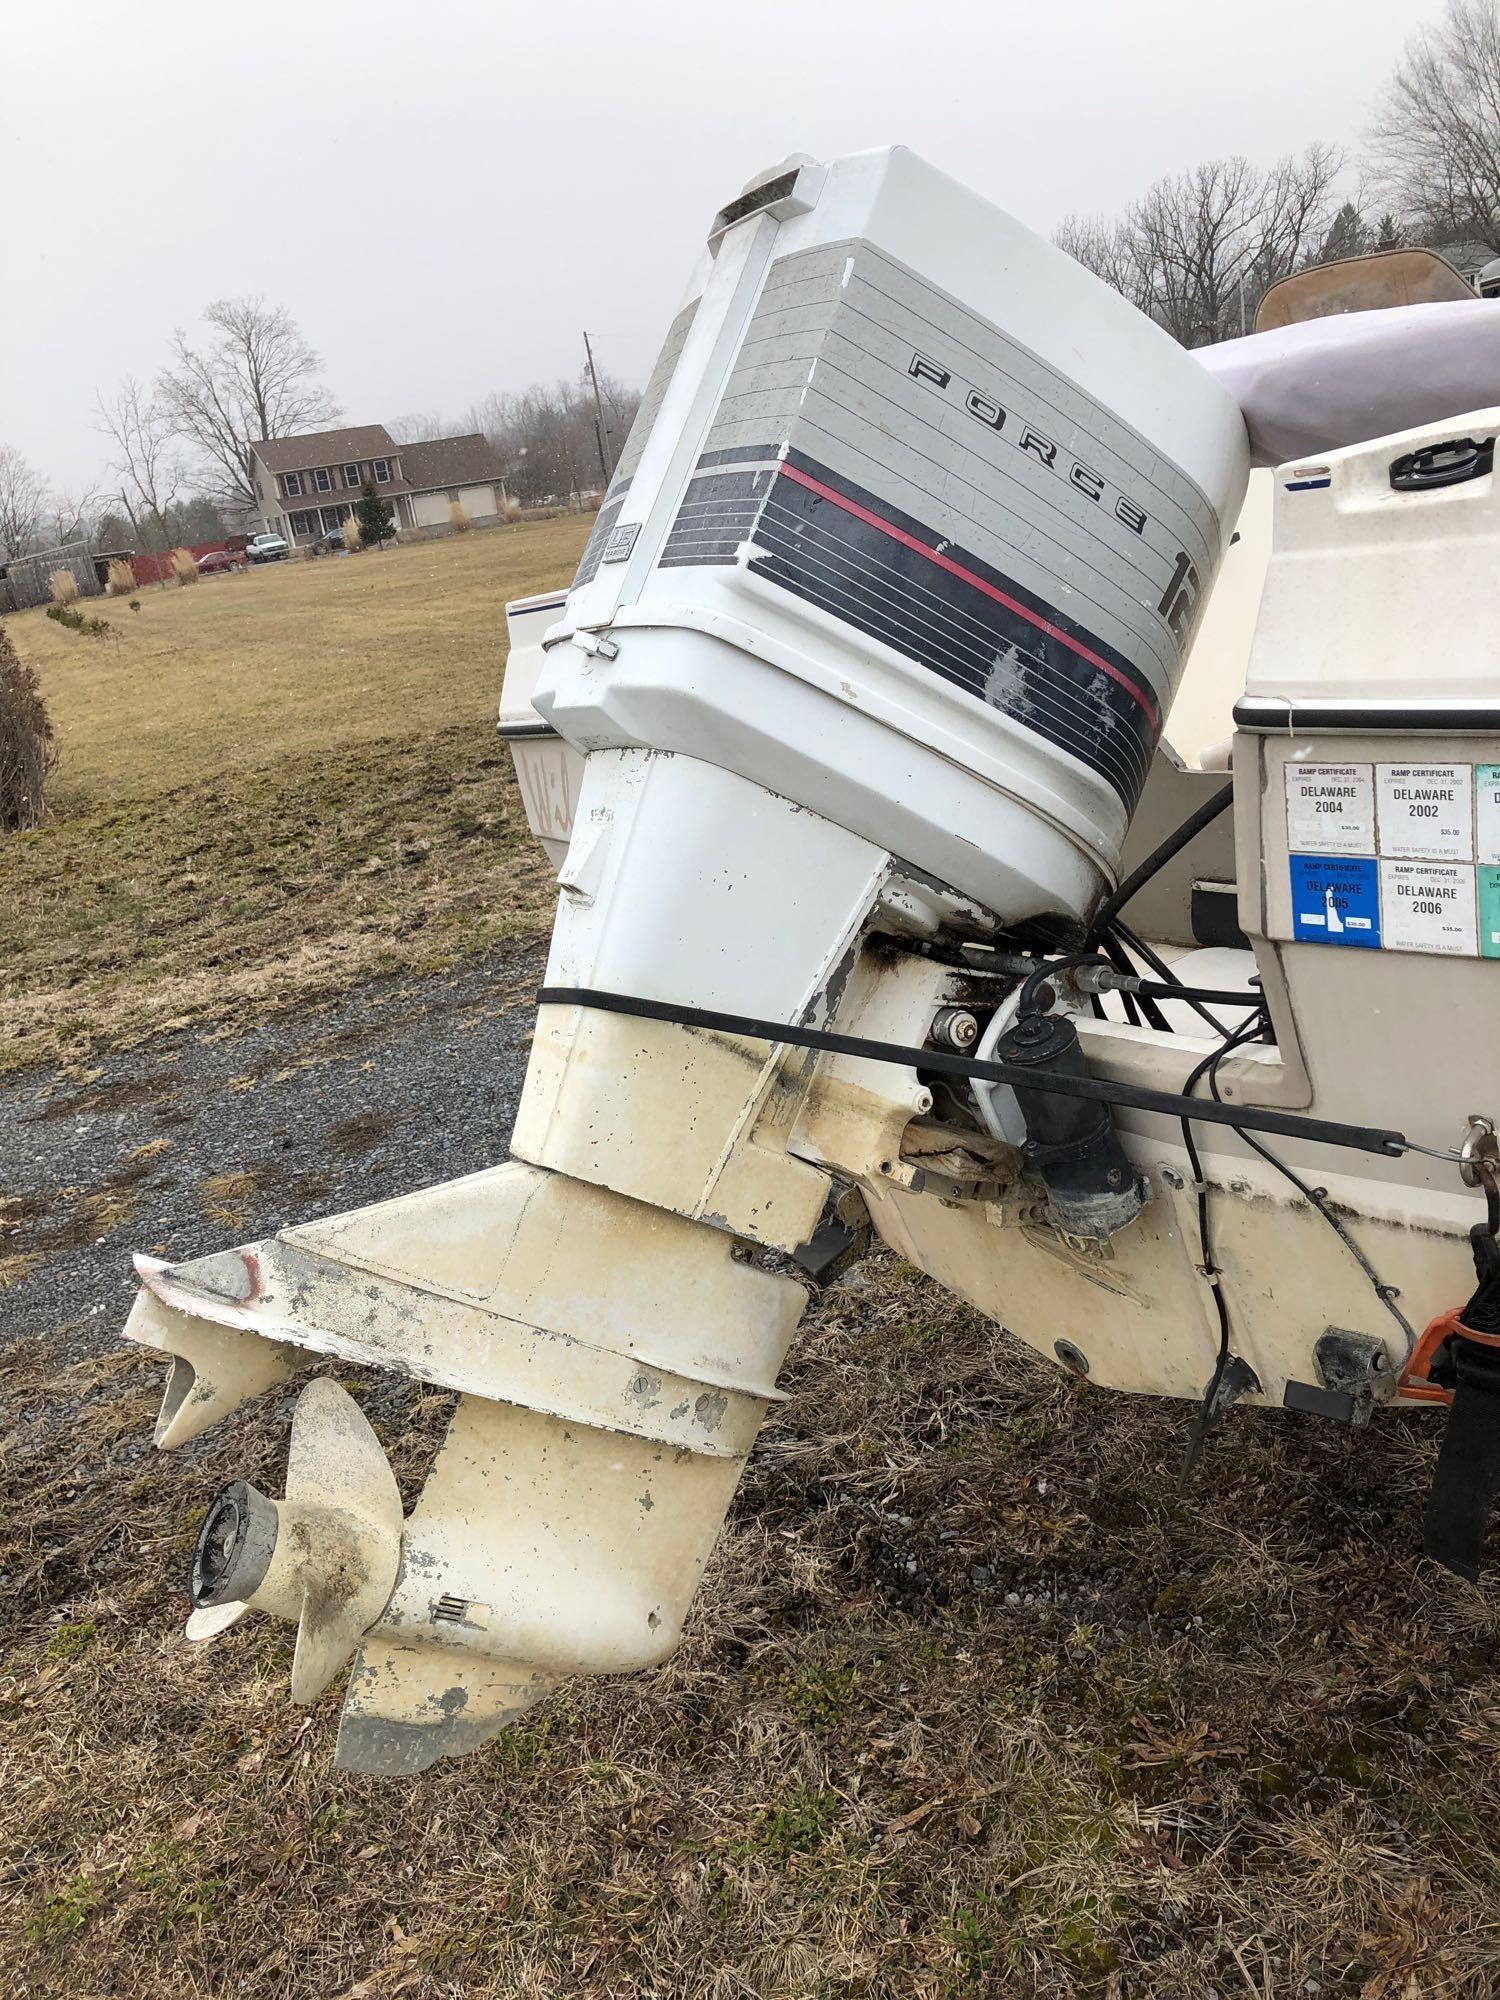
xmin=124 ymin=145 xmax=1253 ymax=1771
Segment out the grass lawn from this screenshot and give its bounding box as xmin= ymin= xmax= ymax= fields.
xmin=6 ymin=515 xmax=1500 ymax=1998
xmin=5 ymin=1257 xmax=1500 ymax=1997
xmin=0 ymin=520 xmax=589 ymax=1073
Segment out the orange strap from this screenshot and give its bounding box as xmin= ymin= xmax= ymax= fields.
xmin=1398 ymin=1308 xmax=1500 ymax=1405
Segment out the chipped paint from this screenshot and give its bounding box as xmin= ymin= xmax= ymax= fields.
xmin=126 ymin=1159 xmax=808 ymax=1774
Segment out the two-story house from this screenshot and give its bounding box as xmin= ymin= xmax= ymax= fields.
xmin=248 ymin=424 xmax=507 ymax=546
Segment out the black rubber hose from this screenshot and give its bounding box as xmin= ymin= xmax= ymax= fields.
xmin=1016 ymin=952 xmax=1114 ymax=1017
xmin=1133 ymin=979 xmax=1264 ymax=1006
xmin=1106 ymin=918 xmax=1245 ymax=1037
xmin=1097 ymin=929 xmax=1167 ymax=1032
xmin=1085 ymin=781 xmax=1235 ymax=948
xmin=1173 ymin=1013 xmax=1268 ymax=1491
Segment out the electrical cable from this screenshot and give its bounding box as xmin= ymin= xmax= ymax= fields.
xmin=1206 ymin=1060 xmax=1417 ymax=1358
xmin=1133 ymin=978 xmax=1271 ymax=1006
xmin=1175 ymin=1012 xmax=1271 ymax=1491
xmin=1096 ymin=929 xmax=1166 ymax=1032
xmin=1084 ymin=781 xmax=1235 ymax=947
xmin=1016 ymin=952 xmax=1113 ymax=1017
xmin=1104 ymin=918 xmax=1250 ymax=1037
xmin=1017 ymin=943 xmax=1264 ymax=1024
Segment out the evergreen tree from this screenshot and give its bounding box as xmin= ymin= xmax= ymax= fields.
xmin=1317 ymin=200 xmax=1369 ymax=265
xmin=354 ymin=478 xmax=394 ymax=548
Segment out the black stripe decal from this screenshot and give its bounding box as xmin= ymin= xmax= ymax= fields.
xmin=654 ymin=446 xmax=1162 ymax=811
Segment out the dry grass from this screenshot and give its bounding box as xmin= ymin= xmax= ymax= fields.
xmin=0 ymin=620 xmax=58 ymax=833
xmin=448 ymin=500 xmax=474 ymax=534
xmin=0 ymin=517 xmax=588 ymax=1072
xmin=7 ymin=515 xmax=585 ymax=803
xmin=6 ymin=501 xmax=1497 ymax=1995
xmin=2 ymin=1254 xmax=1498 ymax=1997
xmin=169 ymin=549 xmax=198 ymax=587
xmin=341 ymin=516 xmax=363 ymax=553
xmin=48 ymin=570 xmax=79 ymax=607
xmin=105 ymin=560 xmax=137 ymax=598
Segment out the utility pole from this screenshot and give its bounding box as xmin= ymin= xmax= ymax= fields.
xmin=583 ymin=330 xmax=615 ymax=486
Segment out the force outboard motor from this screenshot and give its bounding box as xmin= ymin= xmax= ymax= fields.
xmin=123 ymin=146 xmax=1248 ymax=1773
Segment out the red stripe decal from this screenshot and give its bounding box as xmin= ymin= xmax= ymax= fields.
xmin=774 ymin=460 xmax=1159 ymax=725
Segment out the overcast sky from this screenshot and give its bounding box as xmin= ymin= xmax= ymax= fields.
xmin=2 ymin=0 xmax=1441 ymax=493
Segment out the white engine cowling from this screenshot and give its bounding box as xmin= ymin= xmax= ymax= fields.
xmin=539 ymin=146 xmax=1249 ymax=925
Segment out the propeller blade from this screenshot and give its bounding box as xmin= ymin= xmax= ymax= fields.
xmin=285 ymin=1377 xmax=403 ymax=1537
xmin=282 ymin=1379 xmax=403 ymax=1702
xmin=184 ymin=1601 xmax=249 ymax=1643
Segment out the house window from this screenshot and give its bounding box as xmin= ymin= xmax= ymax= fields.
xmin=314 ymin=468 xmax=333 ymax=493
xmin=283 ymin=472 xmax=302 ymax=497
xmin=290 ymin=511 xmax=315 ymax=536
xmin=320 ymin=507 xmax=343 ymax=533
xmin=344 ymin=463 xmax=360 ymax=488
xmin=372 ymin=458 xmax=390 ymax=484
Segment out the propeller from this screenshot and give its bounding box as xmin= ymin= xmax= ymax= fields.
xmin=186 ymin=1377 xmax=402 ymax=1703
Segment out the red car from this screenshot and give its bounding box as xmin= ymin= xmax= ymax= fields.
xmin=196 ymin=548 xmax=245 ymax=576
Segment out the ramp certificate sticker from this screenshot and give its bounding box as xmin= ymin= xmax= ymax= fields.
xmin=1289 ymin=855 xmax=1381 ymax=947
xmin=1477 ymin=765 xmax=1500 ymax=866
xmin=1376 ymin=763 xmax=1473 ymax=861
xmin=1284 ymin=763 xmax=1373 ymax=854
xmin=1282 ymin=762 xmax=1500 ymax=958
xmin=1479 ymin=866 xmax=1500 ymax=960
xmin=1378 ymin=860 xmax=1477 ymax=955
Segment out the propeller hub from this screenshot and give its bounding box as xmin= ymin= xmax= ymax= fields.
xmin=191 ymin=1479 xmax=279 ymax=1608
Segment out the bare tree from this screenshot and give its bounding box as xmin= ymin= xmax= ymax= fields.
xmin=1369 ymin=0 xmax=1500 ymax=253
xmin=1052 ymin=213 xmax=1152 ymax=314
xmin=465 ymin=369 xmax=641 ymax=506
xmin=49 ymin=485 xmax=103 ymax=549
xmin=94 ymin=378 xmax=186 ymax=551
xmin=386 ymin=411 xmax=448 ymax=443
xmin=158 ymin=297 xmax=340 ymax=511
xmin=0 ymin=446 xmax=52 ymax=560
xmin=1056 ymin=145 xmax=1344 ymax=347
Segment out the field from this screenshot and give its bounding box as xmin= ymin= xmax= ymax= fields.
xmin=3 ymin=529 xmax=1500 ymax=1999
xmin=0 ymin=521 xmax=588 ymax=1073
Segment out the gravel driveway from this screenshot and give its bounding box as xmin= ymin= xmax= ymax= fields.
xmin=1 ymin=938 xmax=548 ymax=1368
